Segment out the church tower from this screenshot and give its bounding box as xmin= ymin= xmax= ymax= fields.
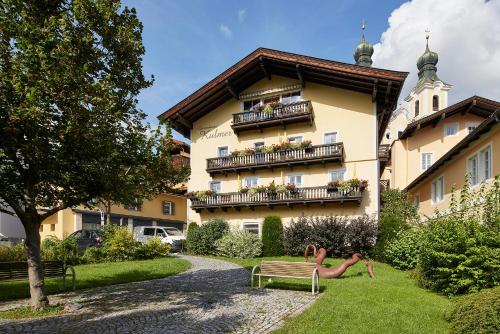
xmin=354 ymin=21 xmax=374 ymax=67
xmin=405 ymin=32 xmax=452 ymax=121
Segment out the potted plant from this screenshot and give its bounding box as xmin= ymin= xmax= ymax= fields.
xmin=349 ymin=178 xmax=361 ymax=188
xmin=286 ymin=183 xmax=298 ymax=195
xmin=262 ymin=104 xmax=274 ymax=116
xmin=256 ymin=185 xmax=267 ymax=193
xmin=266 ymin=181 xmax=277 ymax=199
xmin=270 ymin=101 xmax=282 ymax=110
xmin=239 ymin=187 xmax=249 ymax=194
xmin=301 ymin=140 xmax=313 ymax=153
xmin=276 ymin=184 xmax=287 ymax=194
xmin=327 ymin=180 xmax=341 ymax=193
xmin=248 ymin=187 xmax=259 ymax=197
xmin=359 ymin=180 xmax=368 ymax=192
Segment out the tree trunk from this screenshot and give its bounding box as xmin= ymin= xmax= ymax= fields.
xmin=24 ymin=218 xmax=49 ymax=309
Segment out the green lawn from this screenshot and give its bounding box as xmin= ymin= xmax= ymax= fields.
xmin=217 ymin=256 xmax=451 ymax=334
xmin=0 ymin=257 xmax=191 ymax=302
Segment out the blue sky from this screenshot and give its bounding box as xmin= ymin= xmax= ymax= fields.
xmin=122 ymin=0 xmax=410 ymax=140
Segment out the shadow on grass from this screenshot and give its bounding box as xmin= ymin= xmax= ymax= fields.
xmin=0 ymin=258 xmax=190 ymax=302
xmin=0 ymin=266 xmax=291 ymax=333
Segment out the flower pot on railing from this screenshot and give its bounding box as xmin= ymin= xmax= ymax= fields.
xmin=327 ymin=180 xmax=341 ymax=193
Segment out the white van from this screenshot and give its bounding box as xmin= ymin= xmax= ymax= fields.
xmin=133 ymin=226 xmax=185 ymax=252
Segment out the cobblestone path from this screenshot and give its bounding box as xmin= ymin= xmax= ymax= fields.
xmin=0 ymin=256 xmax=317 ymax=333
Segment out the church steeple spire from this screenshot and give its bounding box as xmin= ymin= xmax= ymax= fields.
xmin=354 ymin=20 xmax=374 ymax=67
xmin=416 ymin=29 xmax=440 ymax=86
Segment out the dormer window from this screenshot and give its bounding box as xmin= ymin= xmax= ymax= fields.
xmin=433 ymin=95 xmax=439 ymax=111
xmin=415 ymin=100 xmax=420 ymax=117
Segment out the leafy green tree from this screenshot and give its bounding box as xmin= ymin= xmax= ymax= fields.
xmin=0 ymin=0 xmax=188 ymax=308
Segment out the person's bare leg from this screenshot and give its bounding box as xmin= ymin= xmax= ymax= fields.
xmin=316 ymin=252 xmax=362 ymax=278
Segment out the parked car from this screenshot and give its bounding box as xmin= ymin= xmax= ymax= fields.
xmin=133 ymin=226 xmax=185 ymax=252
xmin=67 ymin=229 xmax=103 ymax=252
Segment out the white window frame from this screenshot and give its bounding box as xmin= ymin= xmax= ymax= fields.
xmin=465 ymin=122 xmax=480 ymax=134
xmin=467 ymin=143 xmax=493 ymax=186
xmin=328 ymin=168 xmax=346 ymax=182
xmin=162 ymin=201 xmax=173 ymax=215
xmin=243 ymin=176 xmax=259 ymax=188
xmin=241 ymin=221 xmax=261 ymax=235
xmin=241 ymin=90 xmax=303 ymax=111
xmin=287 ymin=135 xmax=304 ymax=144
xmin=281 ymin=91 xmax=302 ymax=104
xmin=324 ymin=131 xmax=339 ymax=144
xmin=421 ymin=152 xmax=433 ymax=171
xmin=443 ymin=123 xmax=459 ymax=137
xmin=209 ymin=180 xmax=221 ymax=193
xmin=254 ymin=141 xmax=265 ymax=150
xmin=431 ymin=175 xmax=445 ymax=205
xmin=467 ymin=154 xmax=479 ymax=186
xmin=217 ymin=146 xmax=229 ymax=157
xmin=287 ymin=173 xmax=304 ymax=187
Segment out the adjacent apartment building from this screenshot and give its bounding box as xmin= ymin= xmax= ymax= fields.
xmin=382 ymin=37 xmax=499 ymax=216
xmin=159 ymin=42 xmax=408 ymax=232
xmin=39 ymin=142 xmax=190 ymax=240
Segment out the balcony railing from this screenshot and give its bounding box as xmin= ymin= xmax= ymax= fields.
xmin=231 ymin=100 xmax=313 ymax=133
xmin=206 ymin=143 xmax=344 ymax=175
xmin=190 ymin=186 xmax=362 ymax=211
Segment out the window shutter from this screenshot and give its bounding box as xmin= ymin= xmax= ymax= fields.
xmin=161 ymin=201 xmax=166 ymax=214
xmin=171 ymin=202 xmax=175 ymax=215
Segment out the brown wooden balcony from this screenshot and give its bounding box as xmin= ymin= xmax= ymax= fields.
xmin=190 ymin=186 xmax=362 ymax=212
xmin=231 ymin=100 xmax=313 ymax=133
xmin=206 ymin=143 xmax=344 ymax=175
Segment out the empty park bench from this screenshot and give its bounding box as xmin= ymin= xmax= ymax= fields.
xmin=0 ymin=260 xmax=76 ymax=290
xmin=251 ymin=261 xmax=319 ymax=295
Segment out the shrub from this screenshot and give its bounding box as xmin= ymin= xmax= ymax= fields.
xmin=136 ymin=237 xmax=171 ymax=259
xmin=283 ymin=217 xmax=314 ymax=256
xmin=417 ymin=178 xmax=500 ymax=295
xmin=41 ymin=236 xmax=80 ymax=264
xmin=186 ymin=222 xmax=199 ymax=254
xmin=81 ymin=246 xmax=106 ymax=263
xmin=447 ymin=287 xmax=500 ymax=334
xmin=262 ymin=216 xmax=284 ymax=256
xmin=102 ymin=227 xmax=140 ymax=261
xmin=283 ymin=215 xmax=377 ymax=257
xmin=384 ymin=228 xmax=422 ymax=270
xmin=0 ymin=243 xmax=26 ymax=262
xmin=373 ymin=189 xmax=418 ymax=261
xmin=186 ymin=219 xmax=229 ymax=255
xmin=216 ymin=230 xmax=262 ymax=258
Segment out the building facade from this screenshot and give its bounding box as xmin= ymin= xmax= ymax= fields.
xmin=385 ymin=37 xmax=500 ymax=192
xmin=159 ymin=47 xmax=407 ymax=232
xmin=405 ymin=110 xmax=499 ymax=217
xmin=39 ymin=193 xmax=188 ymax=240
xmin=39 ymin=143 xmax=190 ymax=240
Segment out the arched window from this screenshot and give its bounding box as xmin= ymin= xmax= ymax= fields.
xmin=415 ymin=100 xmax=420 ymax=117
xmin=433 ymin=95 xmax=439 ymax=111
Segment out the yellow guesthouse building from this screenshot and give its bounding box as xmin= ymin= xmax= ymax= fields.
xmin=159 ymin=44 xmax=408 ymax=232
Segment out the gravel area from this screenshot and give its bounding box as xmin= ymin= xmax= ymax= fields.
xmin=0 ymin=255 xmax=317 ymax=334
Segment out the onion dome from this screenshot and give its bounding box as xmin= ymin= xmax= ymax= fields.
xmin=416 ymin=35 xmax=441 ymax=85
xmin=354 ymin=38 xmax=374 ymax=67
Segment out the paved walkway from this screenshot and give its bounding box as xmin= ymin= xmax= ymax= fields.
xmin=0 ymin=256 xmax=317 ymax=334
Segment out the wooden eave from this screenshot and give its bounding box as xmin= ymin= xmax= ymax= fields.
xmin=158 ymin=48 xmax=408 ymax=141
xmin=405 ymin=109 xmax=500 ymax=191
xmin=399 ymin=96 xmax=500 ymax=139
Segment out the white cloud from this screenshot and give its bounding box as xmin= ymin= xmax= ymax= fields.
xmin=219 ymin=24 xmax=233 ymax=38
xmin=237 ymin=9 xmax=246 ymax=23
xmin=373 ymin=0 xmax=500 ymax=104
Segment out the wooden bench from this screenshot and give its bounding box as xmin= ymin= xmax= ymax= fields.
xmin=251 ymin=261 xmax=319 ymax=295
xmin=0 ymin=260 xmax=76 ymax=290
